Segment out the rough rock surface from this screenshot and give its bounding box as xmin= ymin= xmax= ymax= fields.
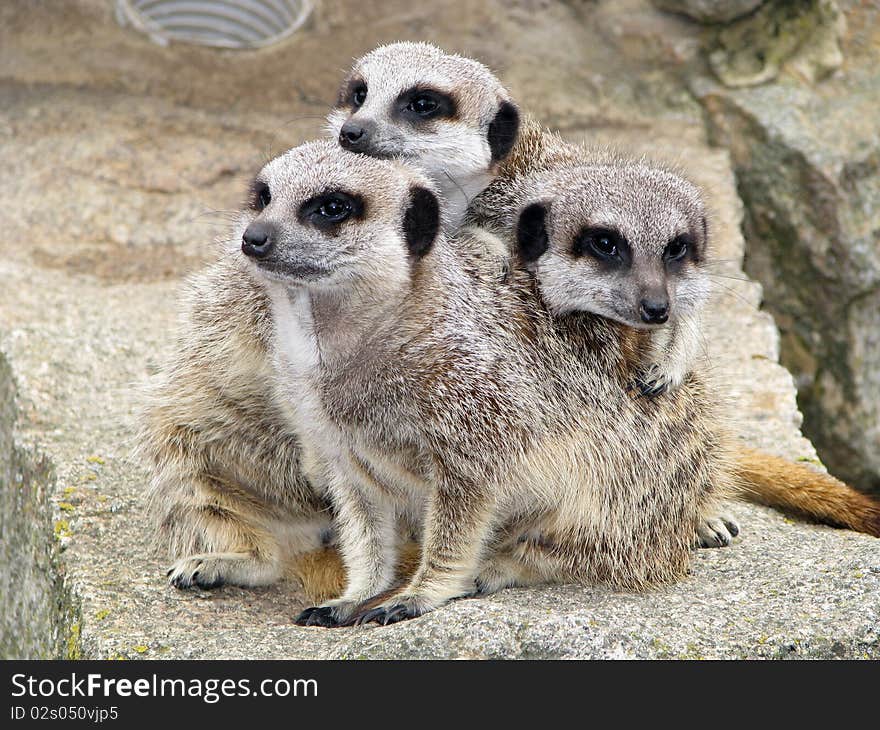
xmin=1 ymin=0 xmax=878 ymax=659
xmin=707 ymin=0 xmax=845 ymax=88
xmin=694 ymin=0 xmax=880 ymax=493
xmin=651 ymin=0 xmax=765 ymax=25
xmin=0 ymin=353 xmax=75 ymax=659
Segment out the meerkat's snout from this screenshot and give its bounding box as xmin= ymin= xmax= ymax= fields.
xmin=242 ymin=221 xmax=275 ymax=259
xmin=338 ymin=119 xmax=375 ymax=153
xmin=638 ymin=294 xmax=670 ymax=325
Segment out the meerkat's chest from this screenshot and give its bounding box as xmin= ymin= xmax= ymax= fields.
xmin=266 ymin=286 xmax=337 ymax=444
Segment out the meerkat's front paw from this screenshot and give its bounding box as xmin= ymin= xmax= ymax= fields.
xmin=295 ymin=598 xmax=360 ymax=628
xmin=695 ymin=513 xmax=740 ymax=549
xmin=349 ymin=593 xmax=434 ymax=626
xmin=166 ymin=552 xmax=280 ymax=590
xmin=630 ymin=365 xmax=672 ymax=397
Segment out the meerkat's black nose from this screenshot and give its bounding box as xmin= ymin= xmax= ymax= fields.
xmin=242 ymin=222 xmax=274 ymax=259
xmin=339 ymin=121 xmax=369 ymax=151
xmin=639 ymin=298 xmax=669 ymax=324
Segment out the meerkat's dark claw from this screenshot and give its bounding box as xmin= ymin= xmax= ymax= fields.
xmin=632 ymin=377 xmax=668 ymax=397
xmin=348 ymin=607 xmax=387 ymax=626
xmin=295 ymin=606 xmax=342 ymax=628
xmin=380 ymin=604 xmax=422 ymax=625
xmin=353 ymin=603 xmax=423 ymax=626
xmin=696 ymin=514 xmax=741 ymax=549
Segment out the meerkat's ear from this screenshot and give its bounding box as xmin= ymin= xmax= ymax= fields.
xmin=403 ymin=186 xmax=441 ymax=257
xmin=487 ymin=101 xmax=520 ymax=163
xmin=516 ymin=202 xmax=549 ymax=262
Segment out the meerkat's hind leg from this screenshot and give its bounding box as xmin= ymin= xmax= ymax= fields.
xmin=160 ymin=500 xmax=323 ymax=591
xmin=470 ymin=529 xmax=552 ymax=596
xmin=167 ymin=551 xmax=282 ymax=590
xmin=695 ymin=512 xmax=740 ymax=549
xmin=471 ymin=553 xmax=544 ymax=596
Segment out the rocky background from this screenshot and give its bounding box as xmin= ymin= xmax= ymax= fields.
xmin=1 ymin=0 xmax=878 ymax=658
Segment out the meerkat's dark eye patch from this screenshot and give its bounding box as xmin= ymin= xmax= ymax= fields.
xmin=664 ymin=234 xmax=693 ymax=264
xmin=573 ymin=227 xmax=630 ymax=266
xmin=250 ymin=180 xmax=271 ymax=211
xmin=516 ymin=202 xmax=549 ymax=262
xmin=337 ymin=76 xmax=367 ymax=109
xmin=396 ymin=88 xmax=456 ymax=122
xmin=402 ymin=186 xmax=440 ymax=257
xmin=488 ymin=101 xmax=520 ymax=163
xmin=297 ymin=191 xmax=364 ymax=229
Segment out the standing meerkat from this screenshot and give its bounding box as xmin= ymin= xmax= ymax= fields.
xmin=241 ymin=140 xmax=732 ymax=627
xmin=328 ymin=42 xmax=880 ymax=543
xmin=137 ymin=46 xmax=520 ymax=596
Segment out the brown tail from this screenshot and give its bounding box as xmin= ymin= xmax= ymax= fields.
xmin=291 ymin=541 xmax=422 ymax=604
xmin=732 ymin=446 xmax=880 ymax=537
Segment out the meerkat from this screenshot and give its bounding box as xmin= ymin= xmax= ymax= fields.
xmin=239 ymin=140 xmax=734 ymax=628
xmin=137 ymin=45 xmax=524 ymax=597
xmin=502 ymin=158 xmax=880 ymax=544
xmin=327 ymin=42 xmax=880 ymax=546
xmin=326 ymin=41 xmax=519 ymax=228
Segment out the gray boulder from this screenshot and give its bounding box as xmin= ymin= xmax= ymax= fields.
xmin=651 ymin=0 xmax=765 ymax=24
xmin=695 ymin=65 xmax=880 ymax=493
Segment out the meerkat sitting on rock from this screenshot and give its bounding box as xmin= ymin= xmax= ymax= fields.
xmin=136 ymin=44 xmax=520 ymax=597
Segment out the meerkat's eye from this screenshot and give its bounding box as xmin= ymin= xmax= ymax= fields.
xmin=408 ymin=95 xmax=439 ymax=115
xmin=250 ymin=180 xmax=271 ymax=211
xmin=317 ymin=198 xmax=352 ymax=222
xmin=573 ymin=227 xmax=627 ymax=264
xmin=352 ymin=84 xmax=367 ymax=108
xmin=298 ymin=191 xmax=364 ymax=229
xmin=664 ymin=235 xmax=691 ymax=263
xmin=398 ymin=88 xmax=455 ymax=121
xmin=593 ymin=235 xmax=617 ymax=257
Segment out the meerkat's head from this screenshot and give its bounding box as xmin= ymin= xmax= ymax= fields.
xmin=514 ymin=161 xmax=711 ymax=328
xmin=237 ymin=140 xmax=441 ymax=292
xmin=326 ymin=42 xmax=519 ymax=223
